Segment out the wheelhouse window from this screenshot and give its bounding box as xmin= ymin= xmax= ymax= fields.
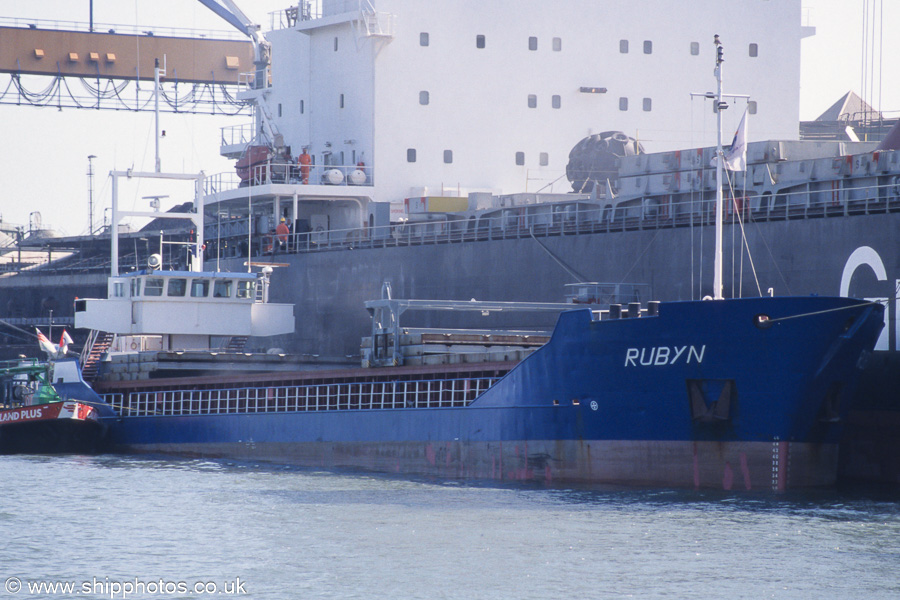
xmin=144 ymin=278 xmax=164 ymax=297
xmin=130 ymin=278 xmax=141 ymax=297
xmin=213 ymin=280 xmax=233 ymax=298
xmin=190 ymin=279 xmax=209 ymax=298
xmin=167 ymin=278 xmax=187 ymax=297
xmin=113 ymin=281 xmax=125 ymax=297
xmin=237 ymin=280 xmax=254 ymax=299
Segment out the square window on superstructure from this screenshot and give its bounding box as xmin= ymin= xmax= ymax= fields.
xmin=643 ymin=97 xmax=652 ymax=111
xmin=407 ymin=148 xmax=417 ymax=163
xmin=619 ymin=97 xmax=628 ymax=111
xmin=539 ymin=152 xmax=549 ymax=166
xmin=167 ymin=278 xmax=187 ymax=297
xmin=144 ymin=278 xmax=164 ymax=297
xmin=476 ymin=34 xmax=486 ymax=49
xmin=643 ymin=40 xmax=652 ymax=54
xmin=113 ymin=281 xmax=125 ymax=297
xmin=528 ymin=36 xmax=538 ymax=51
xmin=749 ymin=43 xmax=758 ymax=57
xmin=748 ymin=100 xmax=758 ymax=114
xmin=237 ymin=281 xmax=254 ymax=299
xmin=553 ymin=37 xmax=561 ymax=52
xmin=552 ymin=95 xmax=561 ymax=109
xmin=213 ymin=280 xmax=233 ymax=298
xmin=190 ymin=279 xmax=209 ymax=298
xmin=619 ymin=39 xmax=628 ymax=53
xmin=515 ymin=152 xmax=525 ymax=166
xmin=690 ymin=41 xmax=700 ymax=56
xmin=420 ymin=32 xmax=429 ymax=46
xmin=444 ymin=150 xmax=453 ymax=164
xmin=528 ymin=94 xmax=537 ymax=108
xmin=419 ymin=90 xmax=430 ymax=105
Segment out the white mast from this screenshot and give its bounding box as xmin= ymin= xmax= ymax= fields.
xmin=713 ymin=35 xmax=725 ymax=300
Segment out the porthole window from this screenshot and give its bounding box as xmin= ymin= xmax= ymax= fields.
xmin=690 ymin=41 xmax=700 ymax=56
xmin=420 ymin=32 xmax=429 ymax=46
xmin=749 ymin=43 xmax=758 ymax=57
xmin=476 ymin=34 xmax=485 ymax=49
xmin=619 ymin=97 xmax=628 ymax=111
xmin=407 ymin=148 xmax=416 ymax=163
xmin=748 ymin=100 xmax=758 ymax=114
xmin=528 ymin=36 xmax=538 ymax=51
xmin=552 ymin=37 xmax=561 ymax=52
xmin=619 ymin=39 xmax=628 ymax=54
xmin=643 ymin=40 xmax=652 ymax=54
xmin=527 ymin=94 xmax=537 ymax=108
xmin=419 ymin=91 xmax=430 ymax=105
xmin=642 ymin=97 xmax=652 ymax=112
xmin=552 ymin=95 xmax=561 ymax=109
xmin=443 ymin=150 xmax=453 ymax=164
xmin=539 ymin=152 xmax=549 ymax=166
xmin=515 ymin=152 xmax=525 ymax=166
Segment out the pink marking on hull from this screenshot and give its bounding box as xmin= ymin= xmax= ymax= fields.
xmin=723 ymin=461 xmax=734 ymax=491
xmin=545 ymin=464 xmax=553 ymax=483
xmin=425 ymin=443 xmax=436 ymax=466
xmin=740 ymin=452 xmax=752 ymax=490
xmin=692 ymin=442 xmax=700 ymax=489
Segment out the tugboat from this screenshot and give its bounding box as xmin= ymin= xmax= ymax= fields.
xmin=0 ymin=352 xmax=115 ymax=454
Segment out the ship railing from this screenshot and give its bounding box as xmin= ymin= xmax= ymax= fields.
xmin=220 ymin=123 xmax=255 ymax=148
xmin=101 ymin=374 xmax=503 ymax=417
xmin=198 ymin=177 xmax=900 ymax=260
xmin=238 ymin=67 xmax=271 ymax=91
xmin=0 ymin=17 xmax=244 ymax=40
xmin=204 ymin=161 xmax=373 ymax=195
xmin=268 ymin=2 xmax=321 ymax=30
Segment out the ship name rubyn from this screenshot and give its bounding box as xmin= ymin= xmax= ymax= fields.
xmin=624 ymin=345 xmax=706 ymax=367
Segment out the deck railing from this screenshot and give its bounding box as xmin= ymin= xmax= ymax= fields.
xmin=102 ymin=374 xmax=501 ymax=417
xmin=200 ymin=179 xmax=900 ymax=261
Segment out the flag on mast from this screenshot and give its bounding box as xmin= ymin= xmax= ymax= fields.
xmin=35 ymin=328 xmax=58 ymax=356
xmin=723 ymin=107 xmax=749 ymax=171
xmin=59 ymin=330 xmax=74 ymax=356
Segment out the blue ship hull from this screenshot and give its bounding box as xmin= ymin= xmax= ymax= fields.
xmin=101 ymin=296 xmax=883 ymax=490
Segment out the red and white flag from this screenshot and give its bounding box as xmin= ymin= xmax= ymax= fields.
xmin=58 ymin=330 xmax=74 ymax=356
xmin=35 ymin=328 xmax=58 ymax=356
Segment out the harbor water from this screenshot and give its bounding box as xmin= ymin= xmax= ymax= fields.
xmin=2 ymin=455 xmax=898 ymax=600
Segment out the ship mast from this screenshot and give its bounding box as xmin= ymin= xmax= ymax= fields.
xmin=713 ymin=35 xmax=725 ymax=300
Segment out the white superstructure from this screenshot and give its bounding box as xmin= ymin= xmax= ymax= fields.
xmin=207 ymin=0 xmax=811 ymax=235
